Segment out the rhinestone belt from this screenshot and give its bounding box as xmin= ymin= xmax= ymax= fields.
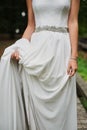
xmin=35 ymin=26 xmax=69 ymax=33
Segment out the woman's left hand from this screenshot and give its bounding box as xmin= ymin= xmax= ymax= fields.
xmin=67 ymin=59 xmax=78 ymax=77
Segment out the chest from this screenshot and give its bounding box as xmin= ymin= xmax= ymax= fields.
xmin=32 ymin=0 xmax=71 ymax=11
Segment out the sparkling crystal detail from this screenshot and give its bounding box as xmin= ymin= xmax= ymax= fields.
xmin=35 ymin=26 xmax=69 ymax=33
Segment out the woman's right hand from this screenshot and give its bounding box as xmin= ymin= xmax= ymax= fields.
xmin=11 ymin=49 xmax=20 ymax=61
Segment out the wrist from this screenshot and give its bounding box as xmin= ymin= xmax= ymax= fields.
xmin=71 ymin=53 xmax=78 ymax=59
xmin=69 ymin=56 xmax=78 ymax=62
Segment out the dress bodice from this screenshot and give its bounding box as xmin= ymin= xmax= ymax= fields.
xmin=32 ymin=0 xmax=71 ymax=28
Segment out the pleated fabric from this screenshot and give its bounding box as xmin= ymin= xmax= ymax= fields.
xmin=0 ymin=31 xmax=77 ymax=130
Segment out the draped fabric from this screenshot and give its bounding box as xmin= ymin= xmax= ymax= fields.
xmin=0 ymin=0 xmax=77 ymax=129
xmin=0 ymin=32 xmax=77 ymax=130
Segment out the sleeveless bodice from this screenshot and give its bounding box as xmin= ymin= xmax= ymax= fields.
xmin=32 ymin=0 xmax=71 ymax=28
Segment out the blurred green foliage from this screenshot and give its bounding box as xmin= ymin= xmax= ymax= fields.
xmin=80 ymin=97 xmax=87 ymax=111
xmin=78 ymin=52 xmax=87 ymax=81
xmin=79 ymin=0 xmax=87 ymax=37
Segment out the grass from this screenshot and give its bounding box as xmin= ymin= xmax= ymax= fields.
xmin=77 ymin=51 xmax=87 ymax=81
xmin=80 ymin=97 xmax=87 ymax=111
xmin=77 ymin=51 xmax=87 ymax=111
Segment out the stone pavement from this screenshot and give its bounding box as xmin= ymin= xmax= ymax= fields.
xmin=77 ymin=97 xmax=87 ymax=130
xmin=77 ymin=73 xmax=87 ymax=99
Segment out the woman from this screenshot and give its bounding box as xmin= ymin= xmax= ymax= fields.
xmin=0 ymin=0 xmax=80 ymax=130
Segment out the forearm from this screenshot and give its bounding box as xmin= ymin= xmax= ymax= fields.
xmin=22 ymin=24 xmax=35 ymax=41
xmin=68 ymin=20 xmax=79 ymax=58
xmin=22 ymin=0 xmax=35 ymax=41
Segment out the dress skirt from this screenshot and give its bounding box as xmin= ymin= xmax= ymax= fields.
xmin=0 ymin=30 xmax=77 ymax=130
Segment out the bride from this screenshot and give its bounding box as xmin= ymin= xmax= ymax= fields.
xmin=0 ymin=0 xmax=80 ymax=130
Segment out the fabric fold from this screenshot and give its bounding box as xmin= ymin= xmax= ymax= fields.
xmin=0 ymin=31 xmax=77 ymax=130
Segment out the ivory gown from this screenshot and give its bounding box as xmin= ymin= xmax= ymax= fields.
xmin=0 ymin=0 xmax=77 ymax=130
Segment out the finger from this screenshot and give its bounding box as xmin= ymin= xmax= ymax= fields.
xmin=69 ymin=69 xmax=76 ymax=77
xmin=16 ymin=52 xmax=20 ymax=60
xmin=11 ymin=51 xmax=19 ymax=60
xmin=16 ymin=55 xmax=19 ymax=60
xmin=15 ymin=52 xmax=17 ymax=57
xmin=68 ymin=68 xmax=73 ymax=76
xmin=67 ymin=65 xmax=71 ymax=74
xmin=14 ymin=51 xmax=18 ymax=56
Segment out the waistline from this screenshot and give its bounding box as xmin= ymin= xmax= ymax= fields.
xmin=35 ymin=26 xmax=69 ymax=33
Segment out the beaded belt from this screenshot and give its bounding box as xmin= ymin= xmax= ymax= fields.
xmin=35 ymin=26 xmax=69 ymax=33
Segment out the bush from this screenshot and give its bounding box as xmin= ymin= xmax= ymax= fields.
xmin=79 ymin=0 xmax=87 ymax=37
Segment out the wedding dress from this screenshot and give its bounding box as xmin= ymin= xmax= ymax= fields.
xmin=0 ymin=0 xmax=77 ymax=130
